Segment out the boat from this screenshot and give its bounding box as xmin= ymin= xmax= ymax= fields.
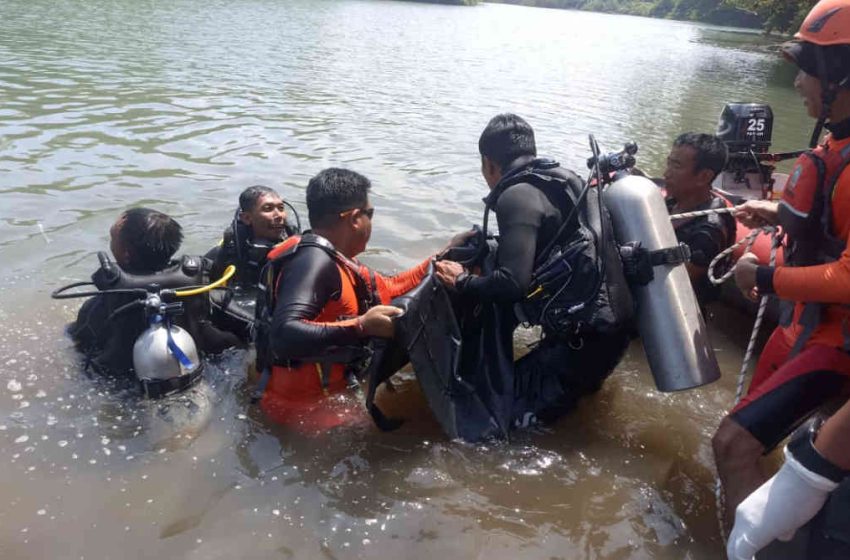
xmin=711 ymin=103 xmax=803 ymax=319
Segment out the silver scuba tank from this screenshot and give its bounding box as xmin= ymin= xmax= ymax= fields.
xmin=603 ymin=174 xmax=721 ymax=391
xmin=133 ymin=320 xmax=200 ymax=382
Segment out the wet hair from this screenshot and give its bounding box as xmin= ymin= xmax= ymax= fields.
xmin=306 ymin=168 xmax=371 ymax=229
xmin=673 ymin=133 xmax=729 ymax=180
xmin=120 ymin=207 xmax=183 ymax=271
xmin=239 ymin=185 xmax=280 ymax=213
xmin=478 ymin=113 xmax=537 ymax=171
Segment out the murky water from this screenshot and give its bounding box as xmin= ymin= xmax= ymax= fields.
xmin=0 ymin=0 xmax=811 ymax=558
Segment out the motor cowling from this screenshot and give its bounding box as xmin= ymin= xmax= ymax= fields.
xmin=716 ymin=103 xmax=773 ymax=154
xmin=715 ymin=103 xmax=776 ymax=194
xmin=603 ymin=174 xmax=721 ymax=392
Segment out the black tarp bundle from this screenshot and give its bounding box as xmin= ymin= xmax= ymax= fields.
xmin=365 ymin=260 xmax=517 ymax=442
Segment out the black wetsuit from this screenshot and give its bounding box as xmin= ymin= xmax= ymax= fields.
xmin=270 ymin=244 xmax=364 ymax=360
xmin=206 ymin=224 xmax=294 ymax=341
xmin=667 ymin=195 xmax=737 ymax=304
xmin=458 ymin=157 xmax=630 ymax=424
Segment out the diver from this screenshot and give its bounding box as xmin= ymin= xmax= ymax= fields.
xmin=435 ymin=114 xmax=633 ymax=428
xmin=255 ymin=168 xmax=461 ymax=433
xmin=206 ymin=185 xmax=300 ymax=341
xmin=66 ymin=208 xmax=241 ymax=385
xmin=663 ymin=132 xmax=736 ymax=304
xmin=712 ymin=0 xmax=850 ymax=547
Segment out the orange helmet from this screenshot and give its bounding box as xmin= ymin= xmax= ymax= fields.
xmin=784 ymin=0 xmax=850 ymax=146
xmin=795 ymin=0 xmax=850 ymax=46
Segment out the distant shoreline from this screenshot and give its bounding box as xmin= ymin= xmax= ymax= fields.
xmin=407 ymin=0 xmax=805 ymax=35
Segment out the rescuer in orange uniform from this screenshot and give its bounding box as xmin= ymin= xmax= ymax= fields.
xmin=255 ymin=168 xmax=464 ymax=433
xmin=712 ymin=0 xmax=850 ymax=540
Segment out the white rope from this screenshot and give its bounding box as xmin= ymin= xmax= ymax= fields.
xmin=670 ymin=205 xmax=784 ymax=541
xmin=670 ymin=206 xmax=738 ymax=220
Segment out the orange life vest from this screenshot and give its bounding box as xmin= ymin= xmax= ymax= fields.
xmin=777 ymin=134 xmax=850 ymax=354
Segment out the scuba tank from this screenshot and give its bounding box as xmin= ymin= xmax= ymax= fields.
xmin=594 ymin=138 xmax=721 ymax=391
xmin=131 ymin=292 xmax=203 ymax=399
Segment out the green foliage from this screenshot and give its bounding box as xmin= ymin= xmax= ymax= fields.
xmin=492 ymin=0 xmax=819 ymax=33
xmin=727 ymin=0 xmax=817 ymax=33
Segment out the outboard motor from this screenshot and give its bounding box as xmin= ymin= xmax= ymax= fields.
xmin=715 ymin=103 xmax=778 ymax=196
xmin=596 ymin=139 xmax=721 ymax=391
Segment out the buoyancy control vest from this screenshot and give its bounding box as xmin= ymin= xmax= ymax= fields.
xmin=778 ymin=135 xmax=850 ymax=355
xmin=484 ymin=158 xmax=634 ymax=336
xmin=67 ymin=253 xmax=211 ymax=389
xmin=214 ymin=216 xmax=299 ymax=289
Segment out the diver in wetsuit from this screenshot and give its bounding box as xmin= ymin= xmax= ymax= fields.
xmin=663 ymin=132 xmax=736 ymax=305
xmin=436 ymin=114 xmax=631 ymax=426
xmin=256 ymin=168 xmax=444 ymax=432
xmin=207 ymin=185 xmax=296 ymax=288
xmin=206 ymin=186 xmax=299 ymax=341
xmin=68 ymin=208 xmax=241 ymax=377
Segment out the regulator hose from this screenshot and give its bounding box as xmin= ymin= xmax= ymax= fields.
xmin=173 ymin=265 xmax=236 ymax=297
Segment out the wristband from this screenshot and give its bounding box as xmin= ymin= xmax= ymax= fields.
xmin=787 ymin=419 xmax=849 ymax=485
xmin=755 ymin=266 xmax=776 ymax=295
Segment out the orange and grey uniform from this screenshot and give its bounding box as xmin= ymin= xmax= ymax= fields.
xmin=732 ymin=119 xmax=850 ymax=449
xmin=259 ymin=233 xmax=429 ymax=431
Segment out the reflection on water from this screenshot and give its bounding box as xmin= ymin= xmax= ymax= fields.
xmin=0 ymin=0 xmax=807 ymax=558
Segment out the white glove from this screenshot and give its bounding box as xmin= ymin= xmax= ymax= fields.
xmin=726 ymin=447 xmax=840 ymax=560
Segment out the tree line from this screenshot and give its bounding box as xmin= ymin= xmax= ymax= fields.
xmin=492 ymin=0 xmax=818 ymax=33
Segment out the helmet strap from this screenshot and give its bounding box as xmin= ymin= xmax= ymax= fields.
xmin=810 ymin=48 xmax=837 ymax=148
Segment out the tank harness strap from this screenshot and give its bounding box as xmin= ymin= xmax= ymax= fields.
xmin=316 ymin=362 xmax=332 ymax=395
xmin=778 ymin=300 xmax=795 ymax=328
xmin=789 ymin=303 xmax=824 ymax=358
xmin=619 ymin=242 xmax=691 ymax=286
xmin=152 ymin=314 xmax=196 ymax=371
xmin=251 ymin=367 xmax=272 ymax=404
xmin=140 ymin=366 xmax=203 ymax=400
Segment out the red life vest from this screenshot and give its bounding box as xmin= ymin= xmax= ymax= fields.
xmin=777 ymin=135 xmax=850 ymax=355
xmin=780 ymin=137 xmax=850 ymax=266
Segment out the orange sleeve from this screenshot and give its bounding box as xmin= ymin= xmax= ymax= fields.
xmin=374 ymin=258 xmax=431 ymax=303
xmin=773 ymin=231 xmax=850 ymax=305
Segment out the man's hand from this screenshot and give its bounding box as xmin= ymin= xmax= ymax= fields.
xmin=434 ymin=260 xmax=465 ymax=289
xmin=734 ymin=200 xmax=780 ymax=229
xmin=439 ymin=229 xmax=477 ymax=257
xmin=734 ymin=252 xmax=759 ymax=300
xmin=359 ymin=305 xmax=402 ymax=338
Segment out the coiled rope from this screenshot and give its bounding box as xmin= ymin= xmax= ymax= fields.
xmin=670 ymin=205 xmax=784 ymax=541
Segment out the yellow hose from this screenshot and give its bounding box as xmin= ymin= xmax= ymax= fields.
xmin=174 ymin=265 xmax=236 ymax=297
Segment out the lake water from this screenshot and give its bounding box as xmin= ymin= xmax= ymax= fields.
xmin=0 ymin=1 xmax=811 ymax=558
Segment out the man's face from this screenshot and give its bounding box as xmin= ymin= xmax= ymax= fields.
xmin=664 ymin=145 xmax=706 ymax=200
xmin=481 ymin=156 xmax=502 ymax=190
xmin=795 ymin=69 xmax=824 ymax=120
xmin=241 ymin=193 xmax=287 ymax=242
xmin=350 ymin=200 xmax=374 ymax=256
xmin=109 ymin=215 xmax=131 ymax=269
